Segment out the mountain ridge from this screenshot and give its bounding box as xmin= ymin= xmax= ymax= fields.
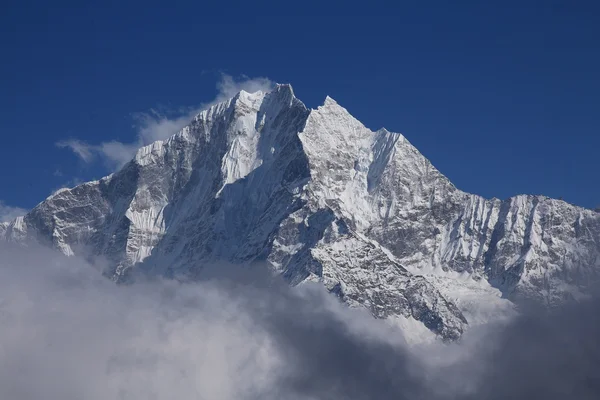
xmin=3 ymin=83 xmax=599 ymax=340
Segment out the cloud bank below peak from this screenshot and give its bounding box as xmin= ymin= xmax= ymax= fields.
xmin=56 ymin=74 xmax=275 ymax=170
xmin=1 ymin=242 xmax=600 ymax=400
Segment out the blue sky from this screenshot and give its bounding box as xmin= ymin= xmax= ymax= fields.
xmin=1 ymin=1 xmax=599 ymax=217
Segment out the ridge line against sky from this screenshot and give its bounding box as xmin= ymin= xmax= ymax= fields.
xmin=1 ymin=2 xmax=599 ymax=212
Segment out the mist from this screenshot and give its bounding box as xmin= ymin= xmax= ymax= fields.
xmin=0 ymin=242 xmax=598 ymax=400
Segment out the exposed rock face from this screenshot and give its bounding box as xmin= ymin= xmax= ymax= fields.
xmin=4 ymin=84 xmax=599 ymax=340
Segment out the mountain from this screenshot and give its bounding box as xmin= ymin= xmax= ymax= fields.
xmin=3 ymin=84 xmax=599 ymax=340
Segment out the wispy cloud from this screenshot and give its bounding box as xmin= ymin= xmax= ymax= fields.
xmin=0 ymin=201 xmax=27 ymax=222
xmin=56 ymin=74 xmax=275 ymax=170
xmin=56 ymin=139 xmax=139 ymax=171
xmin=50 ymin=177 xmax=85 ymax=196
xmin=56 ymin=139 xmax=95 ymax=163
xmin=214 ymin=74 xmax=274 ymax=104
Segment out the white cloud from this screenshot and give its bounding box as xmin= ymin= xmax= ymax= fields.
xmin=214 ymin=74 xmax=274 ymax=104
xmin=0 ymin=201 xmax=28 ymax=222
xmin=97 ymin=140 xmax=141 ymax=168
xmin=50 ymin=177 xmax=85 ymax=196
xmin=0 ymin=241 xmax=598 ymax=399
xmin=132 ymin=108 xmax=197 ymax=144
xmin=56 ymin=139 xmax=139 ymax=170
xmin=56 ymin=139 xmax=95 ymax=163
xmin=56 ymin=74 xmax=275 ymax=170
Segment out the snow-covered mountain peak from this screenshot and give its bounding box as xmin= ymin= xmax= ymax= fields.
xmin=315 ymin=95 xmax=361 ymax=124
xmin=4 ymin=86 xmax=600 ymax=341
xmin=234 ymin=88 xmax=267 ymax=109
xmin=272 ymin=82 xmax=295 ymax=97
xmin=322 ymin=95 xmax=338 ymax=106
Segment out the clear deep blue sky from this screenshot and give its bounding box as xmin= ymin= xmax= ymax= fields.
xmin=2 ymin=1 xmax=599 ymax=211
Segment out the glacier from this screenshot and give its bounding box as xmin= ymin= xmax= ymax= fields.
xmin=3 ymin=84 xmax=599 ymax=340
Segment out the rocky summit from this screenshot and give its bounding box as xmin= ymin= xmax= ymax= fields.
xmin=3 ymin=84 xmax=600 ymax=340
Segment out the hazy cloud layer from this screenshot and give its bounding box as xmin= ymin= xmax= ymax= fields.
xmin=0 ymin=242 xmax=599 ymax=400
xmin=56 ymin=74 xmax=274 ymax=169
xmin=0 ymin=201 xmax=27 ymax=222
